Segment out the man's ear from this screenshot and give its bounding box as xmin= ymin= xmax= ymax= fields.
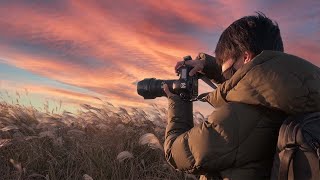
xmin=243 ymin=51 xmax=254 ymax=64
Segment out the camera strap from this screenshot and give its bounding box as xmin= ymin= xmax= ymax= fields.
xmin=199 ymin=75 xmax=217 ymax=89
xmin=195 ymin=92 xmax=210 ymax=102
xmin=191 ymin=75 xmax=217 ymax=102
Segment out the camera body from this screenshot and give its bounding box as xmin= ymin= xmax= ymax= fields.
xmin=137 ymin=56 xmax=198 ymax=101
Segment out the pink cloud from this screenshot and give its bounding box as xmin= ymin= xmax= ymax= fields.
xmin=0 ymin=0 xmax=319 ymax=115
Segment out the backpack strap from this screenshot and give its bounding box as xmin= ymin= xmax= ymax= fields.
xmin=279 ymin=145 xmax=298 ymax=180
xmin=278 ymin=112 xmax=320 ymax=180
xmin=278 ymin=118 xmax=300 ymax=180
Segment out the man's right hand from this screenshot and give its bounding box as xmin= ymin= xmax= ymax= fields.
xmin=175 ymin=59 xmax=205 ymax=76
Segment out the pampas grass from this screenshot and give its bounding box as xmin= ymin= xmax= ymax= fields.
xmin=83 ymin=174 xmax=94 ymax=180
xmin=116 ymin=151 xmax=134 ymax=162
xmin=0 ymin=96 xmax=205 ymax=179
xmin=1 ymin=125 xmax=19 ymax=131
xmin=139 ymin=133 xmax=163 ymax=151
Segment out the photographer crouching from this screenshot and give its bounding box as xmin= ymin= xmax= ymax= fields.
xmin=137 ymin=13 xmax=320 ymax=180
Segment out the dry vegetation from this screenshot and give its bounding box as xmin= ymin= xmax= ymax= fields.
xmin=0 ymin=97 xmax=205 ymax=180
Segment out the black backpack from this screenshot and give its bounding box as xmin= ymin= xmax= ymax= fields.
xmin=271 ymin=112 xmax=320 ymax=180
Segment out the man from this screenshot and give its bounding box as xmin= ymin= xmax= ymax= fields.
xmin=162 ymin=13 xmax=320 ymax=180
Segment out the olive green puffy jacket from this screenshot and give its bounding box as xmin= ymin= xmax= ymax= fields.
xmin=164 ymin=51 xmax=320 ymax=180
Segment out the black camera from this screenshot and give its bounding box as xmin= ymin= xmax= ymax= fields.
xmin=137 ymin=56 xmax=198 ymax=101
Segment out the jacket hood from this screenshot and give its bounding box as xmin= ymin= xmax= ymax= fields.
xmin=206 ymin=50 xmax=320 ymax=115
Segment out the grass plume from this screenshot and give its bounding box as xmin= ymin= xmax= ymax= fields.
xmin=0 ymin=99 xmax=206 ymax=179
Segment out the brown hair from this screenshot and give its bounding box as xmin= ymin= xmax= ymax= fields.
xmin=215 ymin=12 xmax=284 ymax=65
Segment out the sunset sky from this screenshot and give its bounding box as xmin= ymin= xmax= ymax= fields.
xmin=0 ymin=0 xmax=319 ymax=115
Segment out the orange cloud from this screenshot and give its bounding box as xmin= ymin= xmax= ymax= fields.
xmin=0 ymin=0 xmax=319 ymax=116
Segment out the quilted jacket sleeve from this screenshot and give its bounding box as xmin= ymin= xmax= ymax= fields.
xmin=205 ymin=84 xmax=228 ymax=108
xmin=164 ymin=96 xmax=239 ymax=174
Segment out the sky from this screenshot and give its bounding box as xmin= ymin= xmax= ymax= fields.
xmin=0 ymin=0 xmax=319 ymax=115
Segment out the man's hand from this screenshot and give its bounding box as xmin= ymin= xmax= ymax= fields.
xmin=163 ymin=84 xmax=176 ymax=98
xmin=175 ymin=59 xmax=205 ymax=76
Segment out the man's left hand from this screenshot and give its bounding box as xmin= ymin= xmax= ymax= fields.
xmin=163 ymin=84 xmax=176 ymax=98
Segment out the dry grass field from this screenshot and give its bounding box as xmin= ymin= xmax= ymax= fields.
xmin=0 ymin=99 xmax=204 ymax=180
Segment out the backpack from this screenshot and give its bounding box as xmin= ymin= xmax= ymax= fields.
xmin=271 ymin=112 xmax=320 ymax=180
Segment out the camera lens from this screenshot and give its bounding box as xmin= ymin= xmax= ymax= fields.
xmin=137 ymin=78 xmax=174 ymax=99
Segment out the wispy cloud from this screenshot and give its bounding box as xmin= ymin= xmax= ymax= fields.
xmin=0 ymin=0 xmax=319 ymax=114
